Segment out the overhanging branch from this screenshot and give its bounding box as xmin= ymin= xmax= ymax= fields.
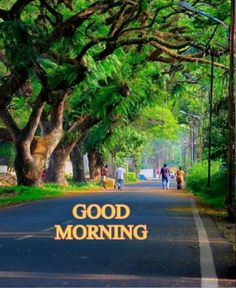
xmin=0 ymin=108 xmax=20 ymax=140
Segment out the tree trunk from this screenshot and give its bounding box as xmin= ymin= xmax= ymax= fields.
xmin=45 ymin=115 xmax=99 ymax=185
xmin=45 ymin=146 xmax=68 ymax=185
xmin=226 ymin=0 xmax=235 ymax=219
xmin=88 ymin=149 xmax=97 ymax=179
xmin=70 ymin=140 xmax=86 ymax=183
xmin=0 ymin=91 xmax=67 ymax=186
xmin=14 ymin=141 xmax=45 ymax=186
xmin=133 ymin=157 xmax=139 ymax=177
xmin=110 ymin=152 xmax=116 ymax=178
xmin=88 ymin=149 xmax=103 ymax=179
xmin=46 ymin=139 xmax=78 ymax=185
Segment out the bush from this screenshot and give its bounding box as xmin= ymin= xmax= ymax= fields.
xmin=186 ymin=161 xmax=227 ymax=209
xmin=127 ymin=172 xmax=137 ymax=182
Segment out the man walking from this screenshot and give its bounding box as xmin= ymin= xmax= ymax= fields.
xmin=159 ymin=163 xmax=170 ymax=190
xmin=116 ymin=166 xmax=125 ymax=190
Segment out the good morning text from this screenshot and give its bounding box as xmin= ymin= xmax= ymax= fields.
xmin=54 ymin=204 xmax=148 ymax=241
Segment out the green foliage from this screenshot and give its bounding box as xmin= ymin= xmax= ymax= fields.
xmin=0 ymin=185 xmax=61 ymax=207
xmin=186 ymin=161 xmax=227 ymax=208
xmin=127 ymin=172 xmax=137 ymax=182
xmin=0 ymin=0 xmax=231 ymax=190
xmin=0 ymin=20 xmax=47 ymax=71
xmin=0 ymin=142 xmax=15 ymax=167
xmin=136 ymin=105 xmax=179 ymax=140
xmin=0 ymin=182 xmax=100 ymax=207
xmin=84 ymin=53 xmax=122 ymax=88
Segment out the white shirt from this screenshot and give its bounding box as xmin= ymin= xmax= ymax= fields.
xmin=116 ymin=167 xmax=125 ymax=180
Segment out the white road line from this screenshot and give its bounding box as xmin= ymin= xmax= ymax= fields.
xmin=15 ymin=220 xmax=73 ymax=240
xmin=42 ymin=226 xmax=55 ymax=232
xmin=191 ymin=202 xmax=218 ymax=288
xmin=15 ymin=235 xmax=34 ymax=241
xmin=42 ymin=220 xmax=73 ymax=231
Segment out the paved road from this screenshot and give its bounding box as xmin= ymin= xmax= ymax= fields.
xmin=0 ymin=180 xmax=235 ymax=287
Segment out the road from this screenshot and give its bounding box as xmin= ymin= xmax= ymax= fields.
xmin=0 ymin=180 xmax=235 ymax=287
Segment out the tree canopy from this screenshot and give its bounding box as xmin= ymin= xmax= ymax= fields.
xmin=0 ymin=0 xmax=232 ymax=186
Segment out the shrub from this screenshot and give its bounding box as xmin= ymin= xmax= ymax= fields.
xmin=127 ymin=172 xmax=137 ymax=182
xmin=186 ymin=161 xmax=227 ymax=209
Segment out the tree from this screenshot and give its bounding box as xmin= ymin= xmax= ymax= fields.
xmin=0 ymin=0 xmax=230 ymax=186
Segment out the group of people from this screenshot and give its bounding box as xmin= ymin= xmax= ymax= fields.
xmin=100 ymin=163 xmax=185 ymax=190
xmin=159 ymin=164 xmax=185 ymax=190
xmin=100 ymin=165 xmax=125 ymax=190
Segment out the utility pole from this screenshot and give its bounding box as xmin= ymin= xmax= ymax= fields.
xmin=208 ymin=51 xmax=214 ymax=187
xmin=198 ymin=92 xmax=204 ymax=161
xmin=189 ymin=116 xmax=194 ymax=168
xmin=226 ymin=0 xmax=235 ymax=219
xmin=193 ymin=117 xmax=199 ymax=163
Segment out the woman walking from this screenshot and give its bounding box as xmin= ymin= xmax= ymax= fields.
xmin=176 ymin=167 xmax=185 ymax=190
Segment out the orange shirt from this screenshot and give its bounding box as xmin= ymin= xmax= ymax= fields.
xmin=176 ymin=170 xmax=185 ymax=182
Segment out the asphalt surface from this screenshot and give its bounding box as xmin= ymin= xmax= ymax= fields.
xmin=0 ymin=180 xmax=235 ymax=287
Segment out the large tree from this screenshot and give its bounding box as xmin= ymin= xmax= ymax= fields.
xmin=0 ymin=0 xmax=230 ymax=185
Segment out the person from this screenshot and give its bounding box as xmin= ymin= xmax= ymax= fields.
xmin=159 ymin=163 xmax=170 ymax=190
xmin=176 ymin=167 xmax=185 ymax=190
xmin=116 ymin=166 xmax=125 ymax=190
xmin=100 ymin=165 xmax=108 ymax=189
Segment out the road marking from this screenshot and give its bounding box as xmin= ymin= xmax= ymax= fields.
xmin=42 ymin=226 xmax=55 ymax=232
xmin=15 ymin=220 xmax=73 ymax=240
xmin=191 ymin=202 xmax=218 ymax=288
xmin=42 ymin=219 xmax=73 ymax=232
xmin=15 ymin=234 xmax=34 ymax=241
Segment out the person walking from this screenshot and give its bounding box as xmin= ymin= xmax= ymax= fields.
xmin=100 ymin=165 xmax=108 ymax=189
xmin=176 ymin=167 xmax=185 ymax=190
xmin=116 ymin=166 xmax=125 ymax=190
xmin=159 ymin=163 xmax=170 ymax=190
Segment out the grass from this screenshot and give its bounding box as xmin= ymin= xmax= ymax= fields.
xmin=195 ymin=193 xmax=226 ymax=209
xmin=0 ymin=182 xmax=101 ymax=208
xmin=167 ymin=206 xmax=227 ymax=217
xmin=186 ymin=161 xmax=228 ymax=210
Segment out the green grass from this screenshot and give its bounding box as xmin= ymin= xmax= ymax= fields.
xmin=194 ymin=193 xmax=226 ymax=209
xmin=186 ymin=161 xmax=227 ymax=209
xmin=0 ymin=182 xmax=100 ymax=207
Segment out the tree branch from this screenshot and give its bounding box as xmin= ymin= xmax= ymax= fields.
xmin=0 ymin=127 xmax=13 ymax=142
xmin=150 ymin=41 xmax=228 ymax=69
xmin=39 ymin=0 xmax=63 ymax=24
xmin=77 ymin=36 xmax=114 ymax=60
xmin=108 ymin=3 xmax=136 ymax=39
xmin=68 ymin=116 xmax=100 ymax=134
xmin=95 ymin=36 xmax=228 ymax=69
xmin=21 ymin=93 xmax=46 ymax=142
xmin=49 ymin=91 xmax=68 ymax=132
xmin=9 ymin=0 xmax=34 ymax=19
xmin=0 ymin=108 xmax=20 ymax=140
xmin=50 ymin=0 xmax=122 ymax=42
xmin=118 ymin=2 xmax=176 ymax=36
xmin=39 ymin=110 xmax=50 ymax=136
xmin=0 ymin=70 xmax=28 ymax=109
